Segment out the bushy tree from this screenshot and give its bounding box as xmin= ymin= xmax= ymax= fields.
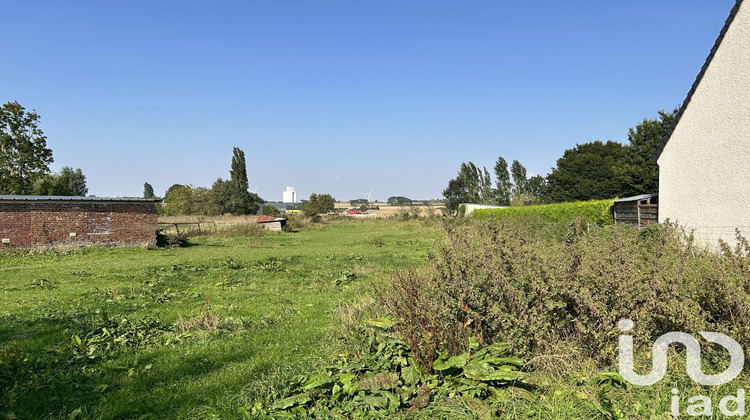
xmin=525 ymin=175 xmax=546 ymax=199
xmin=303 ymin=193 xmax=335 ymax=217
xmin=0 ymin=101 xmax=54 ymax=194
xmin=33 ymin=167 xmax=87 ymax=196
xmin=164 ymin=184 xmax=185 ymax=198
xmin=162 ymin=185 xmax=217 ymax=215
xmin=387 ymin=196 xmax=412 ymax=206
xmin=350 ymin=198 xmax=368 ymax=206
xmin=208 ymin=178 xmax=232 ymax=214
xmin=614 ymin=109 xmax=677 ymax=196
xmin=262 ymin=205 xmax=281 ymax=216
xmin=162 ymin=185 xmax=196 ymax=216
xmin=545 ymin=140 xmax=627 ymax=202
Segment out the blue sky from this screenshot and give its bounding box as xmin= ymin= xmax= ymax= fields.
xmin=1 ymin=1 xmax=736 ymax=201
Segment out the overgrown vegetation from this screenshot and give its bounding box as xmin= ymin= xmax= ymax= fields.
xmin=262 ymin=321 xmax=528 ymax=418
xmin=5 ymin=213 xmax=750 ymax=418
xmin=382 ymin=217 xmax=750 ymax=371
xmin=472 ymin=199 xmax=614 ymax=226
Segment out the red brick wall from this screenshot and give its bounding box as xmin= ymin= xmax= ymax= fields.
xmin=0 ymin=201 xmax=157 ymax=249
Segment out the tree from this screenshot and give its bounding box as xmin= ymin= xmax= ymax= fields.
xmin=32 ymin=167 xmax=87 ymax=196
xmin=442 ymin=177 xmax=469 ymax=215
xmin=304 ymin=193 xmax=335 ymax=217
xmin=165 ymin=184 xmax=185 ymax=198
xmin=143 ymin=182 xmax=156 ymax=199
xmin=209 ymin=178 xmax=233 ymax=215
xmin=510 ymin=160 xmax=528 ymax=197
xmin=350 ymin=198 xmax=368 ymax=206
xmin=0 ymin=101 xmax=54 ymax=194
xmin=442 ymin=162 xmax=495 ymax=214
xmin=227 ymin=147 xmax=259 ymax=215
xmin=545 ymin=140 xmax=628 ymax=202
xmin=493 ymin=157 xmax=512 ymax=205
xmin=614 ymin=109 xmax=677 ymax=196
xmin=525 ymin=175 xmax=546 ymax=199
xmin=262 ymin=205 xmax=281 ymax=216
xmin=387 ymin=196 xmax=412 ymax=206
xmin=162 ymin=185 xmax=196 ymax=216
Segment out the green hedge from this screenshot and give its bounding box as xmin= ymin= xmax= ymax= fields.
xmin=472 ymin=199 xmax=615 ymax=225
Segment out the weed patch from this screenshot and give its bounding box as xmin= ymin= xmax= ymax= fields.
xmin=260 ymin=321 xmax=528 ymax=418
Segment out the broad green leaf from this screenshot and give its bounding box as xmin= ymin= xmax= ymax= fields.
xmin=462 ymin=362 xmax=494 ymax=380
xmin=480 ymin=370 xmax=523 ymax=382
xmin=366 ymin=317 xmax=395 ymax=329
xmin=378 ymin=390 xmax=401 ymax=411
xmin=401 ymin=365 xmax=420 ymax=386
xmin=272 ymin=393 xmax=311 ymax=410
xmin=473 ymin=343 xmax=512 ymax=359
xmin=303 ymin=372 xmax=333 ymax=390
xmin=338 ymin=373 xmax=356 ymax=385
xmin=354 ymin=394 xmax=387 ymax=408
xmin=483 ymin=357 xmax=524 ymax=368
xmin=433 ymin=353 xmax=468 ymax=371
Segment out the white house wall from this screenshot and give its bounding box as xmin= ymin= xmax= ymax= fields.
xmin=658 ymin=0 xmax=750 ymax=248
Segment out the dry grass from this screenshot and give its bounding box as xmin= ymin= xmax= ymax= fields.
xmin=176 ymin=309 xmax=221 ymax=333
xmin=332 ymin=203 xmax=445 ymax=219
xmin=159 ymin=214 xmax=258 ymax=225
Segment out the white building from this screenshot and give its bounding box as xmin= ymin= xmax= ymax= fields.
xmin=657 ymin=0 xmax=750 ymax=248
xmin=282 ymin=186 xmax=298 ymax=203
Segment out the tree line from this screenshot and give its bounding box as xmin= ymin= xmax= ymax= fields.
xmin=156 ymin=147 xmax=262 ymax=216
xmin=443 ymin=109 xmax=676 ymax=213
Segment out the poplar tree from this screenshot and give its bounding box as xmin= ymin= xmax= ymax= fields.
xmin=228 ymin=147 xmax=258 ymax=214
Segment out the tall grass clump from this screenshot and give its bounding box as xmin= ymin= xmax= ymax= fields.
xmin=211 ymin=221 xmax=267 ymax=238
xmin=381 ymin=218 xmax=750 ymax=370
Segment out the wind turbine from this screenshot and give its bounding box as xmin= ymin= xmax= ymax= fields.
xmin=250 ymin=186 xmax=259 ymax=194
xmin=362 ymin=188 xmax=375 ymax=202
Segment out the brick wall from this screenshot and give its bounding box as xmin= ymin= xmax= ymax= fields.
xmin=0 ymin=201 xmax=157 ymax=249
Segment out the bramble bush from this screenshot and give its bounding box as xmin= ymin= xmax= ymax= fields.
xmin=381 ymin=218 xmax=750 ymax=369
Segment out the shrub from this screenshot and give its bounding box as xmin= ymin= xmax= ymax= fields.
xmin=155 ymin=230 xmax=189 ymax=248
xmin=285 ymin=214 xmax=317 ymax=231
xmin=472 ymin=199 xmax=614 ymax=226
xmin=381 ymin=219 xmax=750 ymax=369
xmin=394 ymin=205 xmax=422 ymax=221
xmin=262 ymin=205 xmax=281 ymax=216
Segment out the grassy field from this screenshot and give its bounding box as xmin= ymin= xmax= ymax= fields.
xmin=5 ymin=217 xmax=749 ymax=419
xmin=0 ymin=218 xmax=441 ymax=419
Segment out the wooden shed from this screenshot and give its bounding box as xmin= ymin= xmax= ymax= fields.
xmin=613 ymin=194 xmax=658 ymax=227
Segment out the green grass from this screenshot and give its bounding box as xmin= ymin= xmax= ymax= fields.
xmin=5 ymin=218 xmax=748 ymax=419
xmin=0 ymin=218 xmax=441 ymax=419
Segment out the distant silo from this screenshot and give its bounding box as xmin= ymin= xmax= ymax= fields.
xmin=282 ymin=186 xmax=298 ymax=203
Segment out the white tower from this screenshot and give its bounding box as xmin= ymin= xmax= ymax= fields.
xmin=282 ymin=186 xmax=297 ymax=203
